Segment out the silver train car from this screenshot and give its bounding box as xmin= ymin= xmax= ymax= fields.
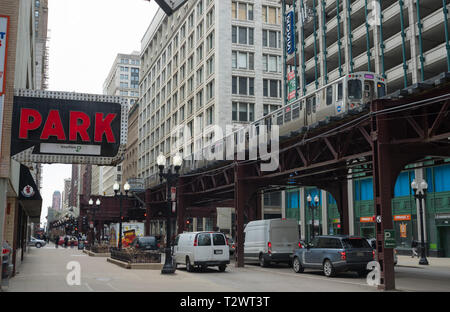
xmin=262 ymin=71 xmax=386 ymax=135
xmin=146 ymin=72 xmax=386 ymax=185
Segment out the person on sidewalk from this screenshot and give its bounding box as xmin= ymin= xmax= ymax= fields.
xmin=55 ymin=235 xmax=59 ymax=248
xmin=411 ymin=240 xmax=419 ymax=258
xmin=64 ymin=236 xmax=69 ymax=248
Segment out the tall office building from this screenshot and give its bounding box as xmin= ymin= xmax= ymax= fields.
xmin=51 ymin=191 xmax=61 ymax=211
xmin=138 ymin=0 xmax=283 ymax=183
xmin=97 ymin=52 xmax=141 ymax=195
xmin=62 ymin=178 xmax=71 ymax=210
xmin=283 ymin=0 xmax=449 ymax=95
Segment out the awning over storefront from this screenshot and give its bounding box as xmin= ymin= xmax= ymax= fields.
xmin=18 ymin=164 xmax=42 ymax=223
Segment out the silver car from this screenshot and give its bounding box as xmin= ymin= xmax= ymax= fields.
xmin=28 ymin=237 xmax=46 ymax=248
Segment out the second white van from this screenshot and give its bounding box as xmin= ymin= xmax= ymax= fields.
xmin=173 ymin=231 xmax=230 ymax=272
xmin=244 ymin=218 xmax=300 ymax=267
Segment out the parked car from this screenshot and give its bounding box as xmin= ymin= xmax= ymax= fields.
xmin=244 ymin=218 xmax=300 ymax=267
xmin=130 ymin=236 xmax=160 ymax=251
xmin=28 ymin=236 xmax=46 ymax=248
xmin=173 ymin=231 xmax=230 ymax=272
xmin=2 ymin=241 xmax=13 ymax=280
xmin=291 ymin=235 xmax=375 ymax=277
xmin=366 ymin=238 xmax=397 ymax=265
xmin=227 ymin=236 xmax=235 ymax=255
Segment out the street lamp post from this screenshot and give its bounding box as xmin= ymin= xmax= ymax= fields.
xmin=307 ymin=194 xmax=320 ymax=241
xmin=88 ymin=198 xmax=101 ymax=245
xmin=411 ymin=179 xmax=429 ymax=265
xmin=113 ymin=181 xmax=130 ymax=250
xmin=157 ymin=153 xmax=183 ymax=274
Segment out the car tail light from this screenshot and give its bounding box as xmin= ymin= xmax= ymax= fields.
xmin=340 ymin=252 xmax=346 ymax=260
xmin=372 ymin=250 xmax=376 ymax=259
xmin=226 ymin=237 xmax=229 ymax=246
xmin=194 ymin=235 xmax=198 ymax=246
xmin=298 ymin=242 xmax=303 ymax=248
xmin=268 ymin=242 xmax=272 ymax=254
xmin=157 ymin=243 xmax=160 ymax=248
xmin=2 ymin=249 xmax=9 ymax=255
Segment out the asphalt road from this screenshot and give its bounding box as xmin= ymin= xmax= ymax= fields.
xmin=5 ymin=245 xmax=450 ymax=292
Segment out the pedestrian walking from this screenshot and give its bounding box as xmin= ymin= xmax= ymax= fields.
xmin=411 ymin=240 xmax=419 ymax=258
xmin=55 ymin=235 xmax=59 ymax=248
xmin=64 ymin=236 xmax=69 ymax=248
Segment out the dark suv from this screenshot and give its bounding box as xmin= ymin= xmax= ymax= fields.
xmin=130 ymin=236 xmax=160 ymax=251
xmin=290 ymin=235 xmax=375 ymax=277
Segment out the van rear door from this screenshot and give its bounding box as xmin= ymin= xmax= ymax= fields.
xmin=195 ymin=233 xmax=212 ymax=262
xmin=269 ymin=220 xmax=299 ymax=255
xmin=211 ymin=233 xmax=229 ymax=262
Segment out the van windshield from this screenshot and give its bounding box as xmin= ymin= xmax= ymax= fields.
xmin=271 ymin=227 xmax=298 ymax=243
xmin=348 ymin=79 xmax=362 ymax=99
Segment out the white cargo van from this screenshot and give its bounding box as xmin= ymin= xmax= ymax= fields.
xmin=173 ymin=232 xmax=230 ymax=272
xmin=244 ymin=218 xmax=300 ymax=267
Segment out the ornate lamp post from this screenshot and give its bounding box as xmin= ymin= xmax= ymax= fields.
xmin=307 ymin=194 xmax=320 ymax=241
xmin=113 ymin=181 xmax=130 ymax=250
xmin=411 ymin=179 xmax=429 ymax=265
xmin=157 ymin=153 xmax=183 ymax=274
xmin=88 ymin=198 xmax=101 ymax=245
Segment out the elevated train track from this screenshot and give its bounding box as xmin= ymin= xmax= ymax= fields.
xmin=140 ymin=71 xmax=450 ymax=290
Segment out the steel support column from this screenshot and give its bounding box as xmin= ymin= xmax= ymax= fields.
xmin=321 ymin=179 xmax=349 ymax=235
xmin=145 ymin=189 xmax=152 ymax=236
xmin=176 ymin=177 xmax=187 ymax=234
xmin=371 ymin=100 xmax=396 ymax=291
xmin=234 ymin=163 xmax=259 ymax=267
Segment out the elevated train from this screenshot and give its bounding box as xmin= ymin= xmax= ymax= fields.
xmin=147 ymin=72 xmax=387 ymax=185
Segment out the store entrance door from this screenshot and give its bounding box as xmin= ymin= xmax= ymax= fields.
xmin=439 ymin=226 xmax=450 ymax=257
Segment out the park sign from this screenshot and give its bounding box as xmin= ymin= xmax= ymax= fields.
xmin=11 ymin=89 xmax=127 ymax=165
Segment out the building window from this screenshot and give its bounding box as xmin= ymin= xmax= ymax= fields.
xmin=263 ymin=104 xmax=280 ymax=116
xmin=206 ymin=55 xmax=214 ymax=76
xmin=262 ymin=6 xmax=281 ymax=24
xmin=262 ymin=30 xmax=281 ymax=48
xmin=206 ymin=31 xmax=214 ymax=52
xmin=232 ymin=76 xmax=254 ymax=96
xmin=232 ymin=26 xmax=254 ymax=45
xmin=206 ymin=80 xmax=214 ymax=101
xmin=206 ymin=105 xmax=214 ymax=125
xmin=263 ymin=54 xmax=282 ymax=73
xmin=232 ymin=2 xmax=254 ymax=21
xmin=206 ymin=7 xmax=215 ymax=28
xmin=263 ymin=79 xmax=282 ymax=98
xmin=196 ymin=90 xmax=203 ymax=109
xmin=232 ymin=51 xmax=254 ymax=70
xmin=232 ymin=102 xmax=254 ymax=122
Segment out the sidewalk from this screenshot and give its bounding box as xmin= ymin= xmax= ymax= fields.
xmin=397 ymin=255 xmax=450 ymax=269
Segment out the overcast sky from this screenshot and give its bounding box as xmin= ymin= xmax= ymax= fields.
xmin=40 ymin=0 xmax=159 ymax=226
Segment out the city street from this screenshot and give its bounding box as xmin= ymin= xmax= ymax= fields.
xmin=5 ymin=245 xmax=450 ymax=292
